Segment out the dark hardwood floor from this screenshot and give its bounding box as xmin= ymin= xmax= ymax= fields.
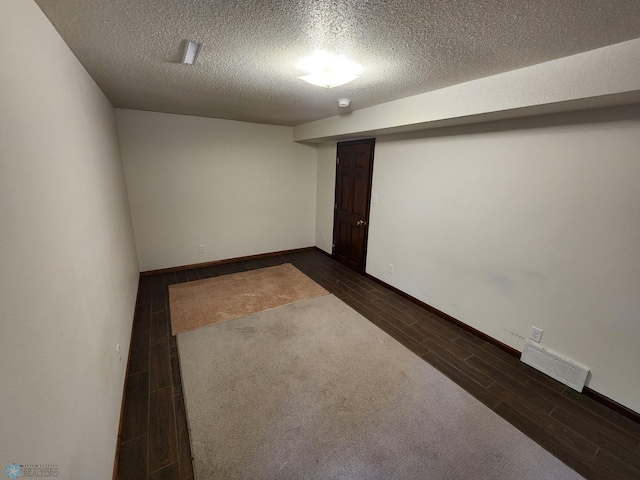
xmin=116 ymin=249 xmax=640 ymax=480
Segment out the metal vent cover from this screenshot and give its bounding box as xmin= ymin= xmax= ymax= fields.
xmin=521 ymin=342 xmax=589 ymax=392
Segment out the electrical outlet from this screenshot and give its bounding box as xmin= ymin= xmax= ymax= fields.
xmin=116 ymin=343 xmax=122 ymax=361
xmin=373 ymin=194 xmax=378 ymax=204
xmin=529 ymin=326 xmax=543 ymax=343
xmin=388 ymin=264 xmax=394 ymax=274
xmin=199 ymin=244 xmax=205 ymax=253
xmin=322 ymin=234 xmax=326 ymax=243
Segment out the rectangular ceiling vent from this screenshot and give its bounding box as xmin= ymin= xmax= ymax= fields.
xmin=521 ymin=342 xmax=589 ymax=392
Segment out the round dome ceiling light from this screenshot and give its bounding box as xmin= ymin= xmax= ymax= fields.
xmin=297 ymin=50 xmax=362 ymax=88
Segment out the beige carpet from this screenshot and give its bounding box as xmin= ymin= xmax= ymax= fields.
xmin=168 ymin=263 xmax=328 ymax=335
xmin=177 ymin=295 xmax=584 ymax=480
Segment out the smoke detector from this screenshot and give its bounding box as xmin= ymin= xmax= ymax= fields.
xmin=337 ymin=99 xmax=351 ymax=108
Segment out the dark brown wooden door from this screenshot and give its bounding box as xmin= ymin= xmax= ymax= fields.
xmin=333 ymin=139 xmax=375 ymax=273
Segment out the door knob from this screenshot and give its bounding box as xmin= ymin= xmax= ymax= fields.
xmin=356 ymin=219 xmax=367 ymax=226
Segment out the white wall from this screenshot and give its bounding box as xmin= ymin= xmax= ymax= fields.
xmin=315 ymin=142 xmax=338 ymax=254
xmin=117 ymin=109 xmax=317 ymax=271
xmin=347 ymin=108 xmax=639 ymax=413
xmin=0 ymin=2 xmax=139 ymax=479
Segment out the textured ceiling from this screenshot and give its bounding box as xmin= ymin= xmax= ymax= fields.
xmin=35 ymin=0 xmax=640 ymax=126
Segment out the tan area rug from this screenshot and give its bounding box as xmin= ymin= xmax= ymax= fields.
xmin=168 ymin=263 xmax=328 ymax=335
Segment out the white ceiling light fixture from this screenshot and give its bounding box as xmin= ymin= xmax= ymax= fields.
xmin=298 ymin=50 xmax=363 ymax=88
xmin=182 ymin=40 xmax=202 ymax=65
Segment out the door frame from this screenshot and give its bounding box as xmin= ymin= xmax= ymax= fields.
xmin=332 ymin=138 xmax=376 ymax=274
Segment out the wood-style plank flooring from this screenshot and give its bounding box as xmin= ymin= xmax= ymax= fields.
xmin=116 ymin=249 xmax=640 ymax=480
